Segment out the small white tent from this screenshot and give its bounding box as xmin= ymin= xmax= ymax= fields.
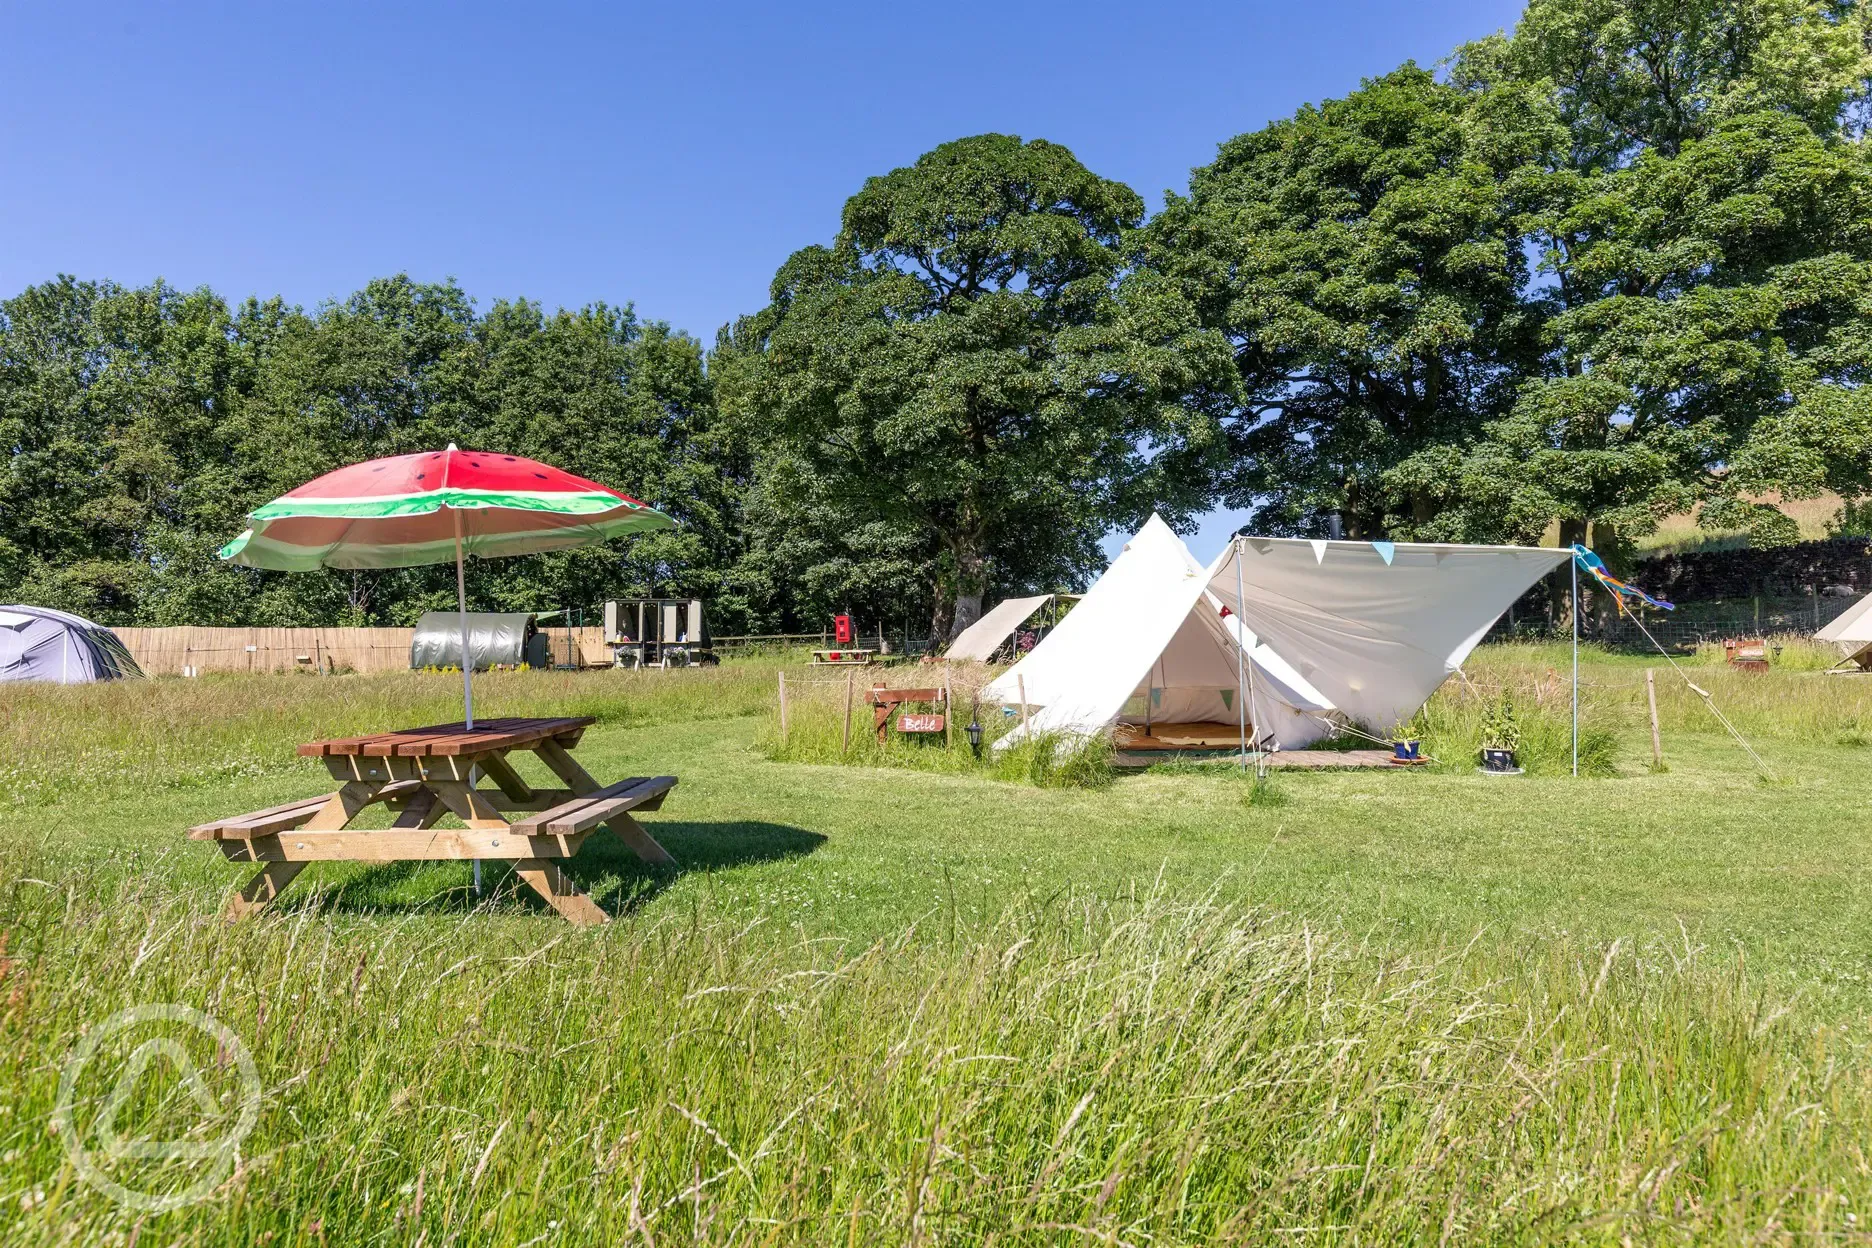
xmin=981 ymin=517 xmax=1333 ymax=747
xmin=1815 ymin=593 xmax=1872 ymax=669
xmin=945 ymin=595 xmax=1057 ymax=663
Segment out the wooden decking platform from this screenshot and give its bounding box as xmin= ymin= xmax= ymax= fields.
xmin=1113 ymin=721 xmax=1248 ymax=750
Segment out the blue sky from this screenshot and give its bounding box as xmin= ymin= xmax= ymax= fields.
xmin=1 ymin=0 xmax=1523 ymax=565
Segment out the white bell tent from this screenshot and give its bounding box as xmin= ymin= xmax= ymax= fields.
xmin=983 ymin=516 xmax=1571 ymax=749
xmin=981 ymin=516 xmax=1334 ymax=747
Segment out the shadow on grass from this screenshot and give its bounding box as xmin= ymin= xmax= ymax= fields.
xmin=302 ymin=819 xmax=827 ymax=920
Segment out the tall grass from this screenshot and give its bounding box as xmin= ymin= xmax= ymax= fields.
xmin=762 ymin=663 xmax=1113 ymax=787
xmin=0 ymin=665 xmax=777 ymax=806
xmin=2 ymin=868 xmax=1865 ymax=1244
xmin=1464 ymin=641 xmax=1872 ymax=749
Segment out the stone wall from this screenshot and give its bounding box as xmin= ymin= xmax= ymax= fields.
xmin=1630 ymin=537 xmax=1872 ymax=601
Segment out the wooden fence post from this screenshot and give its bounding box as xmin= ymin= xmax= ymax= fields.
xmin=778 ymin=670 xmax=789 ymax=745
xmin=1645 ymin=668 xmax=1663 ymax=770
xmin=943 ymin=672 xmax=953 ymax=748
xmin=841 ymin=670 xmax=855 ymax=757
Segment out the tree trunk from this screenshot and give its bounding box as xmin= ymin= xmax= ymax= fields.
xmin=929 ymin=593 xmax=953 ymax=648
xmin=951 ymin=549 xmax=986 ymax=642
xmin=1555 ymin=518 xmax=1587 ymax=631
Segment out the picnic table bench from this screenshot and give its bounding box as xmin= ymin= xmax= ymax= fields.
xmin=189 ymin=717 xmax=676 ymax=926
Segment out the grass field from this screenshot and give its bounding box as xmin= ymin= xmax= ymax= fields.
xmin=3 ymin=647 xmax=1872 ymax=1243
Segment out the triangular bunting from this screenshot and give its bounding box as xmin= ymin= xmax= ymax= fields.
xmin=1310 ymin=539 xmax=1328 ymax=564
xmin=1371 ymin=541 xmax=1396 ymax=565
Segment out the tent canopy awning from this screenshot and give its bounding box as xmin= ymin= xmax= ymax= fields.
xmin=945 ymin=594 xmax=1056 ymax=663
xmin=1204 ymin=537 xmax=1571 ymax=735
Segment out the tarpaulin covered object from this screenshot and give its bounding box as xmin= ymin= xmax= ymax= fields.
xmin=409 ymin=612 xmax=549 ymax=671
xmin=945 ymin=595 xmax=1055 ymax=663
xmin=0 ymin=605 xmax=144 ymax=684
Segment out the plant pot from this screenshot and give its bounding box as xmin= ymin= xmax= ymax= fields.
xmin=1480 ymin=747 xmax=1518 ymax=773
xmin=1391 ymin=739 xmax=1422 ymax=763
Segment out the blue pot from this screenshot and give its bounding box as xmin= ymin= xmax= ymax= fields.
xmin=1481 ymin=747 xmax=1517 ymax=772
xmin=1392 ymin=739 xmax=1422 ymax=762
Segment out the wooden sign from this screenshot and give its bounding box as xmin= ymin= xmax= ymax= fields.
xmin=897 ymin=712 xmax=946 ymax=735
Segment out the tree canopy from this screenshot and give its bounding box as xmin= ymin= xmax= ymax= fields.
xmin=717 ymin=134 xmax=1213 ymax=638
xmin=0 ymin=275 xmax=741 ymax=628
xmin=1129 ymin=0 xmax=1872 ymax=568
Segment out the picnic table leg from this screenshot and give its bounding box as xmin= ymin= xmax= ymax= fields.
xmin=532 ymin=738 xmax=602 ymax=796
xmin=225 ymin=781 xmax=380 ymax=921
xmin=226 ymin=862 xmax=307 ymax=920
xmin=426 ymin=779 xmax=510 ymax=828
xmin=601 ymin=812 xmax=676 ymax=865
xmin=511 ymin=858 xmax=609 ymax=926
xmin=390 ymin=787 xmax=445 ymax=829
xmin=475 ymin=750 xmax=535 ymax=802
xmin=428 ymin=776 xmax=612 ymax=922
xmin=532 ymin=739 xmax=676 ymax=865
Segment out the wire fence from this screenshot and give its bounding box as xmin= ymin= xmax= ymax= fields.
xmin=1485 ymin=593 xmax=1859 ymax=651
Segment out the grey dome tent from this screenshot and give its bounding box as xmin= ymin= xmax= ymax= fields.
xmin=410 ymin=611 xmax=550 ymax=671
xmin=0 ymin=606 xmax=144 ymax=684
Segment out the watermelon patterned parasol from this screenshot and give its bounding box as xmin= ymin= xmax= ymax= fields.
xmin=219 ymin=446 xmax=672 ymax=571
xmin=220 ymin=445 xmax=674 ymax=731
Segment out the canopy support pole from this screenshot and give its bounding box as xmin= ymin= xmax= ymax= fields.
xmin=1571 ymin=558 xmax=1579 ymax=778
xmin=1234 ymin=538 xmax=1249 ymax=774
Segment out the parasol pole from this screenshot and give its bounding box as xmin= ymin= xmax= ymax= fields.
xmin=452 ymin=499 xmax=481 ymax=898
xmin=453 ymin=508 xmax=474 ymax=730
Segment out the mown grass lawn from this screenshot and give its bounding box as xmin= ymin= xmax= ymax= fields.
xmin=2 ymin=649 xmax=1870 ymax=1243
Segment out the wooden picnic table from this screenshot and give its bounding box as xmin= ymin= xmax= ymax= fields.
xmin=188 ymin=717 xmax=676 ymax=926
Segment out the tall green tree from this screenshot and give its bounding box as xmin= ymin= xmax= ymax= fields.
xmin=1137 ymin=0 xmax=1872 ymax=565
xmin=1128 ymin=66 xmax=1548 ymax=537
xmin=1408 ymin=0 xmax=1872 ymax=565
xmin=0 ymin=276 xmax=244 ymax=622
xmin=1405 ymin=111 xmax=1872 ymax=561
xmin=717 ymin=134 xmax=1211 ymax=639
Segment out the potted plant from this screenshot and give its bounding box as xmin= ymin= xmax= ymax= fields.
xmin=1479 ymin=693 xmax=1522 ymax=774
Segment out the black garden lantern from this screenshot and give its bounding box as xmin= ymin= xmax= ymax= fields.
xmin=965 ymin=717 xmax=983 ymax=758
